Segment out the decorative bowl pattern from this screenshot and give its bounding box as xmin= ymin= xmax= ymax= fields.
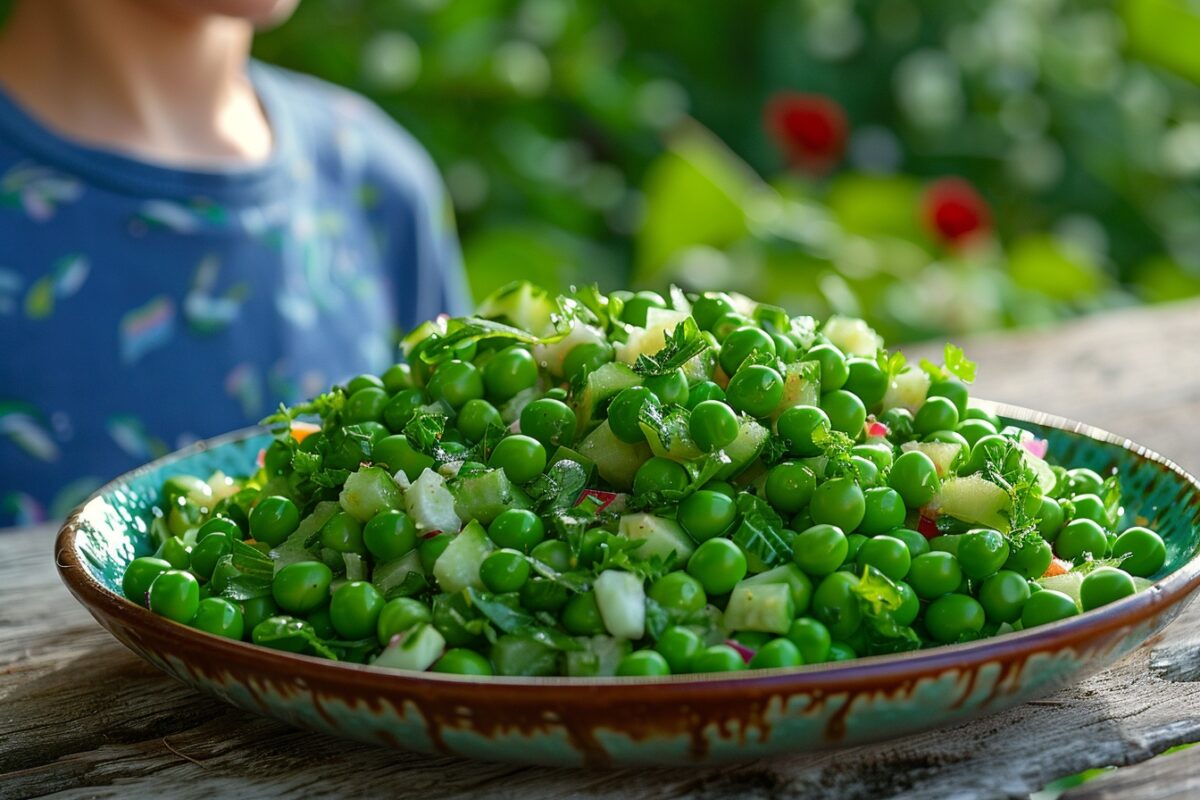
xmin=55 ymin=403 xmax=1200 ymax=766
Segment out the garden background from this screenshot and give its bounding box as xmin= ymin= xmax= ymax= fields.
xmin=255 ymin=0 xmax=1200 ymax=344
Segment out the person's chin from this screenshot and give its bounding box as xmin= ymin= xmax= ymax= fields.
xmin=177 ymin=0 xmax=300 ymax=27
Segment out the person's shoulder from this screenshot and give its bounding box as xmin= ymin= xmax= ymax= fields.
xmin=253 ymin=62 xmax=443 ymax=207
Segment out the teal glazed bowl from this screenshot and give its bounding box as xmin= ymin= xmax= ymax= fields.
xmin=55 ymin=403 xmax=1200 ymax=766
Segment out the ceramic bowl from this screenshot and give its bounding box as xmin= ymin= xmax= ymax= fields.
xmin=55 ymin=402 xmax=1200 ymax=766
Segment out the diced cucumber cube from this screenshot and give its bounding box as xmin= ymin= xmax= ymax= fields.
xmin=716 ymin=416 xmax=768 ymax=480
xmin=432 ymin=521 xmax=493 ymax=594
xmin=722 ymin=583 xmax=795 ymax=634
xmin=372 ymin=550 xmax=426 ymax=598
xmin=741 ymin=563 xmax=813 ymax=613
xmin=372 ymin=623 xmax=445 ymax=671
xmin=618 ymin=513 xmax=696 ymax=562
xmin=452 ymin=468 xmax=531 ymax=525
xmin=577 ymin=420 xmax=652 ymax=491
xmin=565 ymin=635 xmax=633 ymax=677
xmin=339 ymin=466 xmax=404 ymax=522
xmin=572 ymin=362 xmax=642 ymax=435
xmin=593 ymin=570 xmax=646 ymax=640
xmin=405 ymin=468 xmax=462 ymax=534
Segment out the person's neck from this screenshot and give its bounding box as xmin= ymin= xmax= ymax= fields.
xmin=0 ymin=0 xmax=272 ymax=167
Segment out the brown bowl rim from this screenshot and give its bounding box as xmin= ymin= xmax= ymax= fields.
xmin=54 ymin=400 xmax=1200 ymax=700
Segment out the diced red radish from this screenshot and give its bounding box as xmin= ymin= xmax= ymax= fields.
xmin=577 ymin=489 xmax=619 ymax=512
xmin=1023 ymin=437 xmax=1049 ymax=459
xmin=421 ymin=529 xmax=443 ymax=540
xmin=256 ymin=448 xmax=266 ymax=468
xmin=917 ymin=511 xmax=940 ymax=539
xmin=724 ymin=639 xmax=757 ymax=664
xmin=866 ymin=420 xmax=889 ymax=439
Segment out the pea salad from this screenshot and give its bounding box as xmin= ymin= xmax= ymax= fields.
xmin=122 ymin=283 xmax=1168 ymax=677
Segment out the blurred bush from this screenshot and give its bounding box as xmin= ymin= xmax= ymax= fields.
xmin=254 ymin=0 xmax=1200 ymax=341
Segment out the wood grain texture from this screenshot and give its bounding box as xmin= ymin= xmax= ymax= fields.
xmin=4 ymin=300 xmax=1200 ymax=800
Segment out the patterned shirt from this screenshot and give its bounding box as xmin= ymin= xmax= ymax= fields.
xmin=0 ymin=62 xmax=470 ymax=526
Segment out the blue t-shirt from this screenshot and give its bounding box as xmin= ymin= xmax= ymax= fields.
xmin=0 ymin=62 xmax=470 ymax=527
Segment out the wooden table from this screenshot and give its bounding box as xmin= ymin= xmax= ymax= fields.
xmin=4 ymin=301 xmax=1200 ymax=799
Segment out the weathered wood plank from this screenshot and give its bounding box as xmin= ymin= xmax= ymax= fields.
xmin=3 ymin=300 xmax=1200 ymax=800
xmin=1062 ymin=744 xmax=1200 ymax=800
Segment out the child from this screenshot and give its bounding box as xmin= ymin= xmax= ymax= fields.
xmin=0 ymin=0 xmax=470 ymax=527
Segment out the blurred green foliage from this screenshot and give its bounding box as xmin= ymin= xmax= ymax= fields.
xmin=254 ymin=0 xmax=1200 ymax=341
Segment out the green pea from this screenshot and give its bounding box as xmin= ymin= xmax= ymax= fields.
xmin=1070 ymin=493 xmax=1110 ymax=527
xmin=561 ymin=591 xmax=608 ymax=635
xmin=811 ymin=571 xmax=862 ymax=639
xmin=381 ymin=363 xmax=414 ymax=394
xmin=488 ymin=509 xmax=546 ymax=551
xmin=1036 ymin=496 xmax=1066 ymax=542
xmin=329 ymin=581 xmax=385 ymax=640
xmin=1056 ymin=519 xmax=1108 ymax=562
xmin=607 ymin=386 xmax=659 ymax=444
xmin=765 ymin=462 xmax=817 ymax=515
xmin=1020 ymin=589 xmax=1079 ymax=628
xmin=530 ymin=539 xmax=572 ymax=571
xmin=198 ymin=516 xmax=242 ymax=541
xmin=427 ymin=359 xmax=484 ymax=409
xmin=240 ymin=595 xmax=279 ymax=634
xmin=1111 ymin=527 xmax=1167 ymax=577
xmin=1066 ymin=468 xmax=1105 ymax=496
xmin=856 ymin=535 xmax=911 ymax=581
xmin=793 ymin=524 xmax=848 ymax=577
xmin=894 ymin=581 xmax=920 ymax=626
xmin=786 ymin=617 xmax=832 ymax=663
xmin=749 ymin=638 xmax=803 ymax=669
xmin=888 ymin=527 xmax=930 ymax=558
xmin=483 ymin=346 xmax=538 ymax=402
xmin=858 ymin=487 xmax=906 ymax=536
xmin=686 ymin=538 xmax=748 ymax=594
xmin=907 ymin=551 xmax=963 ymax=599
xmin=925 ymin=594 xmax=985 ymax=643
xmin=645 ymin=369 xmax=689 ymax=406
xmin=927 ymin=379 xmax=969 ymax=416
xmin=809 ymin=477 xmax=865 ymax=533
xmin=382 ymin=388 xmax=427 ymax=432
xmin=418 ymin=532 xmax=453 ymax=572
xmin=719 ymin=327 xmax=776 ymax=375
xmin=272 ymin=560 xmax=333 ymax=614
xmin=249 ymin=495 xmax=300 ymax=547
xmin=122 ymin=556 xmax=172 ymax=605
xmin=520 ymin=398 xmax=577 ymax=450
xmin=655 ymin=626 xmax=704 ymax=673
xmin=852 ymin=443 xmax=894 ymax=472
xmin=956 ymin=528 xmax=1009 ymax=580
xmin=777 ymin=405 xmax=832 ymax=458
xmin=191 ymin=597 xmax=245 ymax=639
xmin=621 ymin=291 xmax=667 ymax=326
xmin=362 ymin=510 xmax=418 ymax=561
xmin=689 ymin=400 xmax=740 ymax=452
xmin=190 ymin=532 xmax=232 ymax=581
xmin=677 ymin=490 xmax=739 ymax=542
xmin=346 ymin=373 xmax=384 ymax=394
xmin=648 ymin=572 xmax=708 ymax=614
xmin=344 ymin=386 xmax=389 ymax=424
xmin=633 ymin=457 xmax=689 ymax=497
xmin=487 ymin=435 xmax=547 ymax=484
xmin=692 ymin=644 xmax=748 ymax=673
xmin=691 ymin=294 xmax=736 ymax=331
xmin=377 ymin=597 xmax=432 ymax=645
xmin=956 ymin=418 xmax=997 ymax=449
xmin=320 ymin=511 xmax=365 ymax=554
xmin=562 ymin=342 xmax=614 ymax=383
xmin=843 ymin=358 xmax=888 ymax=408
xmin=252 ymin=615 xmax=314 ymax=653
xmin=1079 ymin=567 xmax=1136 ymax=611
xmin=156 ymin=536 xmax=191 ymax=570
xmin=725 ymin=365 xmax=784 ymax=418
xmin=1004 ymin=537 xmax=1053 ymax=579
xmin=686 ymin=380 xmax=726 ymax=408
xmin=914 ymin=396 xmax=960 ymax=437
xmin=615 ymin=650 xmax=671 ymax=677
xmin=433 ymin=648 xmax=494 ymax=675
xmin=802 ymin=344 xmax=849 ymax=391
xmin=457 ymin=399 xmax=504 ymax=443
xmin=148 ymin=570 xmax=200 ymax=623
xmin=372 ymin=435 xmax=435 ymax=482
xmin=821 ymin=390 xmax=867 ymax=437
xmin=478 ymin=549 xmax=531 ymax=593
xmin=978 ymin=570 xmax=1031 ymax=624
xmin=888 ymin=451 xmax=941 ymax=508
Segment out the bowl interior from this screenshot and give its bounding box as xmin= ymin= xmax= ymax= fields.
xmin=72 ymin=414 xmax=1200 ymax=604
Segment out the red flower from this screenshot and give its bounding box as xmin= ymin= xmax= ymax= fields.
xmin=923 ymin=177 xmax=991 ymax=246
xmin=764 ymin=92 xmax=848 ymax=174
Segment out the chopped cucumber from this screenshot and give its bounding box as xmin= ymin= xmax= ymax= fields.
xmin=577 ymin=420 xmax=652 ymax=490
xmin=772 ymin=360 xmax=821 ymax=420
xmin=535 ymin=323 xmax=608 ymax=376
xmin=618 ymin=513 xmax=696 ymax=562
xmin=270 ymin=500 xmax=339 ymax=572
xmin=640 ymin=406 xmax=703 ymax=462
xmin=476 ymin=281 xmax=559 ymax=337
xmin=405 ymin=468 xmax=462 ymax=534
xmin=716 ymin=416 xmax=769 ymax=480
xmin=929 ymin=475 xmax=1011 ymax=531
xmin=882 ymin=367 xmax=931 ymax=414
xmin=902 ymin=441 xmax=965 ymax=477
xmin=593 ymin=570 xmax=646 ymax=640
xmin=339 ymin=466 xmax=404 ymax=522
xmin=722 ymin=582 xmax=795 ymax=634
xmin=741 ymin=563 xmax=813 ymax=612
xmin=565 ymin=635 xmax=633 ymax=677
xmin=452 ymin=468 xmax=532 ymax=525
xmin=432 ymin=520 xmax=493 ymax=594
xmin=573 ymin=361 xmax=642 ymax=435
xmin=616 ymin=309 xmax=691 ymax=365
xmin=548 ymin=446 xmax=596 ymax=481
xmin=823 ymin=316 xmax=883 ymax=356
xmin=372 ymin=550 xmax=426 ymax=598
xmin=372 ymin=622 xmax=445 ymax=671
